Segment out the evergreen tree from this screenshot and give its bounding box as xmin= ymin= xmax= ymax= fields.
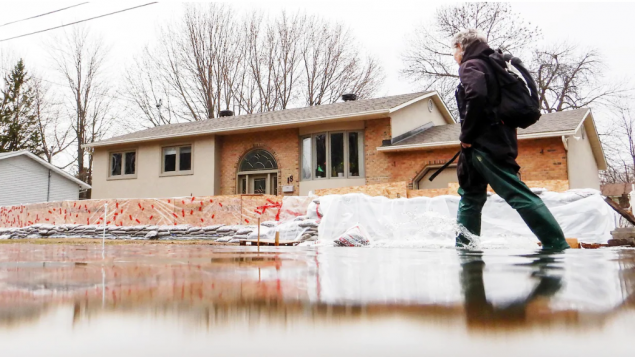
xmin=0 ymin=59 xmax=43 ymax=154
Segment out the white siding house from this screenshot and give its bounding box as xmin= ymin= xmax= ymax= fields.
xmin=0 ymin=151 xmax=91 ymax=206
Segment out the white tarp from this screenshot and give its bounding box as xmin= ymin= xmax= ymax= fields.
xmin=316 ymin=190 xmax=617 ymax=247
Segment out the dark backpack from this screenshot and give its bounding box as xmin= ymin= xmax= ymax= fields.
xmin=486 ymin=50 xmax=541 ymax=129
xmin=430 ymin=51 xmax=540 ymax=183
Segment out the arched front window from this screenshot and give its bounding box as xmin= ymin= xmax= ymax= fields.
xmin=239 ymin=149 xmax=278 ymax=172
xmin=237 ymin=149 xmax=279 ymax=195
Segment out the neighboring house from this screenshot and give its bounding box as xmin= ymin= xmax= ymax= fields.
xmin=0 ymin=151 xmax=91 ymax=206
xmin=85 ymin=92 xmax=606 ymax=199
xmin=602 ymin=183 xmax=633 ymax=208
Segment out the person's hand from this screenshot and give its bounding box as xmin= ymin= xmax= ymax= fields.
xmin=461 ymin=142 xmax=472 ymax=149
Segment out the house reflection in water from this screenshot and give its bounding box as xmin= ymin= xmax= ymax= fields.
xmin=0 ymin=244 xmax=633 ymax=356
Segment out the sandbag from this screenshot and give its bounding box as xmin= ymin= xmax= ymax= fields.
xmin=334 ymin=224 xmax=370 ymax=247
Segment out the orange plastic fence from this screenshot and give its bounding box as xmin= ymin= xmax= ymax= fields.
xmin=0 ymin=194 xmax=294 ymax=228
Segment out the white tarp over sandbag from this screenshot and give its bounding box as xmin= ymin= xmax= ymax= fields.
xmin=316 ymin=190 xmax=617 ymax=247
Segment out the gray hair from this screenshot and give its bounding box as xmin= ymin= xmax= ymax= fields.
xmin=451 ymin=29 xmax=487 ymax=50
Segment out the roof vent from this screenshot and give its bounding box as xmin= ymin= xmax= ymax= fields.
xmin=342 ymin=93 xmax=357 ymax=102
xmin=219 ymin=110 xmax=234 ymax=117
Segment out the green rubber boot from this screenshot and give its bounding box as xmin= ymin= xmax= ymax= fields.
xmin=456 ymin=213 xmax=481 ymax=248
xmin=517 ymin=204 xmax=569 ymax=251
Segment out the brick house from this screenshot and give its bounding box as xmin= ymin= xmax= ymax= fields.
xmin=86 ymin=92 xmax=606 ymax=199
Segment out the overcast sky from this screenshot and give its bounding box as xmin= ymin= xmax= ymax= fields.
xmin=0 ymin=1 xmax=631 ymax=144
xmin=1 ymin=1 xmax=632 ymax=93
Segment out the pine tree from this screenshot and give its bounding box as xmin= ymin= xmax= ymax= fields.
xmin=0 ymin=59 xmax=43 ymax=154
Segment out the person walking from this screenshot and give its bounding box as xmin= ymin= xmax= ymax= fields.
xmin=452 ymin=29 xmax=569 ymax=250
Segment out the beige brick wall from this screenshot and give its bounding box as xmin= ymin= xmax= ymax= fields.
xmin=216 ymin=118 xmax=569 ymax=197
xmin=517 ymin=137 xmax=568 ymax=181
xmin=218 ymin=129 xmax=300 ymax=196
xmin=364 ymin=118 xmax=569 ymax=188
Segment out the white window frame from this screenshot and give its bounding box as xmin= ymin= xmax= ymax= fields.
xmin=300 ymin=130 xmax=364 ymax=181
xmin=160 ymin=144 xmax=194 ymax=177
xmin=108 ymin=149 xmax=137 ymax=180
xmin=236 ymin=172 xmax=278 ymax=195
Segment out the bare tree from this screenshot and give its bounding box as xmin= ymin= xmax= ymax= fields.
xmin=532 ymin=43 xmax=627 ymax=113
xmin=601 ymin=102 xmax=635 ymax=184
xmin=161 ymin=3 xmax=243 ymax=121
xmin=233 ymin=12 xmax=280 ymax=114
xmin=49 ymin=26 xmax=115 ymax=197
xmin=402 ymin=2 xmax=629 ymax=118
xmin=125 ymin=4 xmax=248 ymax=124
xmin=31 ymin=77 xmax=73 ymax=166
xmin=401 ymin=2 xmax=540 ymax=111
xmin=234 ymin=11 xmax=305 ymax=114
xmin=125 ymin=5 xmax=383 ymax=126
xmin=123 ymin=47 xmax=178 ymax=128
xmin=302 ymin=17 xmax=382 ymax=106
xmin=600 ymin=162 xmax=633 ymax=185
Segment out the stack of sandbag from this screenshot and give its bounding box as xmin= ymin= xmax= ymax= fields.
xmin=0 ymin=223 xmax=248 ymax=241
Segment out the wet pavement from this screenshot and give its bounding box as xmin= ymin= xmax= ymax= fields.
xmin=0 ymin=244 xmax=633 ymax=356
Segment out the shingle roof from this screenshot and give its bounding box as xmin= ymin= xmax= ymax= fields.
xmin=87 ymin=92 xmax=435 ymax=147
xmin=392 ymin=108 xmax=590 ymax=147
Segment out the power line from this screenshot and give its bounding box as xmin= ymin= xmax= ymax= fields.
xmin=0 ymin=2 xmax=158 ymax=43
xmin=0 ymin=66 xmax=138 ymax=104
xmin=1 ymin=2 xmax=89 ymax=28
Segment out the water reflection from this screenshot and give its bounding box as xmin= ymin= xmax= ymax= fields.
xmin=0 ymin=244 xmax=632 ymax=355
xmin=460 ymin=250 xmax=565 ymax=327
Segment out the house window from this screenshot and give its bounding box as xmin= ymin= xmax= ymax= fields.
xmin=330 ymin=133 xmax=344 ymax=178
xmin=110 ymin=150 xmax=136 ymax=178
xmin=300 ymin=131 xmax=364 ymax=181
xmin=315 ymin=134 xmax=327 ymax=178
xmin=163 ymin=145 xmax=192 ymax=173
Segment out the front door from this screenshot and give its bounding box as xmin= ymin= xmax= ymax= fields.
xmin=238 ymin=173 xmax=278 ymax=195
xmin=250 ymin=175 xmax=267 ymax=194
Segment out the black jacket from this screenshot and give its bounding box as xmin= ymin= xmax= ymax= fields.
xmin=456 ymin=41 xmax=520 ymax=172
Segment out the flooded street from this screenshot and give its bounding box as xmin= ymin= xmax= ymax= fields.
xmin=0 ymin=244 xmax=633 ymax=356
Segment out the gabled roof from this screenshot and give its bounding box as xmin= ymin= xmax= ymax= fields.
xmin=0 ymin=151 xmax=91 ymax=189
xmin=379 ymin=108 xmax=607 ymax=170
xmin=391 ymin=108 xmax=591 ymax=147
xmin=86 ymin=91 xmax=450 ymax=148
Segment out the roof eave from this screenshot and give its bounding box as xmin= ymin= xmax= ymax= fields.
xmin=376 ymin=140 xmax=461 ymax=152
xmin=376 ymin=130 xmax=576 ymax=152
xmin=581 ymin=110 xmax=608 ymax=170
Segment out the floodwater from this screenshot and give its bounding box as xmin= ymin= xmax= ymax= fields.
xmin=0 ymin=244 xmax=633 ymax=356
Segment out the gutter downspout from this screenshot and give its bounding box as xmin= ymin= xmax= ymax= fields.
xmin=47 ymin=169 xmax=51 ymax=202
